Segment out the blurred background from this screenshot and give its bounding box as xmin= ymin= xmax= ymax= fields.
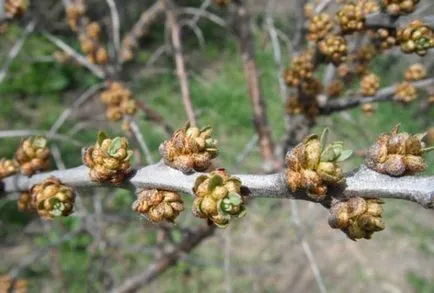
xmin=0 ymin=0 xmax=433 ymax=292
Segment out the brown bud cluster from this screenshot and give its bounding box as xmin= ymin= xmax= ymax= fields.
xmin=328 ymin=197 xmax=385 ymax=240
xmin=361 ymin=73 xmax=380 ymax=96
xmin=193 ymin=169 xmax=246 ymax=228
xmin=15 ymin=136 xmax=51 ymax=176
xmin=319 ymin=35 xmax=348 ymax=65
xmin=100 ymin=82 xmax=137 ymax=121
xmin=285 ymin=130 xmax=352 ymax=200
xmin=361 ymin=103 xmax=376 ymax=116
xmin=375 ymin=28 xmax=397 ymax=51
xmin=0 ymin=275 xmax=28 ymax=293
xmin=66 ymin=1 xmax=85 ymax=31
xmin=160 ymin=123 xmax=218 ymax=174
xmin=284 ymin=50 xmax=315 ymax=87
xmin=17 ymin=191 xmax=33 ymax=212
xmin=0 ymin=158 xmax=19 ymax=179
xmin=304 ymin=3 xmax=315 ymax=19
xmin=397 ymin=20 xmax=434 ymax=56
xmin=336 ymin=3 xmax=365 ymax=34
xmin=404 ymin=63 xmax=426 ymax=81
xmin=4 ymin=0 xmax=29 ymax=19
xmin=30 ymin=177 xmax=75 ymax=219
xmin=83 ymin=132 xmax=133 ymax=184
xmin=352 ymin=44 xmax=377 ymax=75
xmin=133 ymin=189 xmax=184 ymax=223
xmin=394 ymin=81 xmax=417 ymax=103
xmin=382 ymin=0 xmax=420 ymax=15
xmin=307 ymin=13 xmax=334 ymax=42
xmin=327 ymin=79 xmax=345 ymax=98
xmin=365 ymin=125 xmax=431 ymax=176
xmin=78 ymin=22 xmax=109 ymax=64
xmin=285 ymin=96 xmax=303 ymax=115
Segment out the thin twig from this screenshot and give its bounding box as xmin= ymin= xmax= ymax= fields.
xmin=0 ymin=20 xmax=37 ymax=84
xmin=129 ymin=119 xmax=155 ymax=164
xmin=105 ymin=0 xmax=121 ymax=55
xmin=43 ymin=32 xmax=106 ymax=79
xmin=164 ymin=0 xmax=197 ymax=126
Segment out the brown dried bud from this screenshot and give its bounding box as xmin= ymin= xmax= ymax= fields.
xmin=319 ymin=35 xmax=348 ymax=65
xmin=15 ymin=136 xmax=51 ymax=176
xmin=83 ymin=132 xmax=133 ymax=184
xmin=160 ymin=123 xmax=218 ymax=173
xmin=365 ymin=125 xmax=430 ymax=176
xmin=133 ymin=189 xmax=184 ymax=223
xmin=214 ymin=0 xmax=231 ymax=7
xmin=17 ymin=191 xmax=33 ymax=212
xmin=4 ymin=0 xmax=29 ymax=19
xmin=337 ymin=3 xmax=365 ymax=34
xmin=0 ymin=275 xmax=28 ymax=293
xmin=30 ymin=177 xmax=75 ymax=219
xmin=192 ymin=169 xmax=246 ymax=228
xmin=0 ymin=158 xmax=19 ymax=179
xmin=397 ymin=20 xmax=434 ymax=56
xmin=383 ymin=0 xmax=420 ymax=15
xmin=326 ymin=80 xmax=345 ymax=98
xmin=329 ymin=197 xmax=385 ymax=240
xmin=375 ymin=28 xmax=397 ymax=51
xmin=307 ymin=13 xmax=334 ymax=42
xmin=404 ymin=63 xmax=426 ymax=81
xmin=284 ymin=50 xmax=315 ymax=87
xmin=361 ymin=73 xmax=380 ymax=96
xmin=394 ymin=81 xmax=417 ymax=103
xmin=285 ymin=130 xmax=352 ymax=200
xmin=361 ymin=103 xmax=376 ymax=116
xmin=100 ymin=82 xmax=137 ymax=121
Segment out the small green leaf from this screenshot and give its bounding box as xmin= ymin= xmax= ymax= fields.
xmin=32 ymin=136 xmax=47 ymax=148
xmin=200 ymin=126 xmax=212 ymax=132
xmin=228 ymin=193 xmax=242 ymax=205
xmin=207 ymin=175 xmax=223 ymax=192
xmin=97 ymin=131 xmax=108 ymax=146
xmin=237 ymin=207 xmax=247 ymax=218
xmin=107 ymin=137 xmax=122 ymax=156
xmin=320 ymin=145 xmax=336 ymax=162
xmin=320 ymin=129 xmax=329 ymax=151
xmin=124 ymin=150 xmax=134 ymax=161
xmin=336 ymin=149 xmax=353 ymax=162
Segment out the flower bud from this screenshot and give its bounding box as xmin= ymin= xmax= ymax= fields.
xmin=83 ymin=132 xmax=133 ymax=184
xmin=133 ymin=189 xmax=184 ymax=223
xmin=192 ymin=169 xmax=246 ymax=228
xmin=0 ymin=158 xmax=19 ymax=179
xmin=15 ymin=136 xmax=51 ymax=175
xmin=30 ymin=177 xmax=75 ymax=219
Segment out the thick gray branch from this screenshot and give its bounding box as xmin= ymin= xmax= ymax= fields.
xmin=2 ymin=163 xmax=433 ymax=208
xmin=365 ymin=13 xmax=434 ymax=30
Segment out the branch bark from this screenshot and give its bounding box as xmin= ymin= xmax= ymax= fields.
xmin=320 ymin=78 xmax=434 ymax=115
xmin=164 ymin=0 xmax=197 ymax=126
xmin=365 ymin=13 xmax=434 ymax=30
xmin=234 ymin=0 xmax=278 ymax=168
xmin=2 ymin=163 xmax=433 ymax=208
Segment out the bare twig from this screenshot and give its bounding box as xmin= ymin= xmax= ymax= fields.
xmin=0 ymin=20 xmax=37 ymax=84
xmin=105 ymin=0 xmax=121 ymax=55
xmin=43 ymin=32 xmax=106 ymax=79
xmin=320 ymin=78 xmax=434 ymax=114
xmin=0 ymin=130 xmax=82 ymax=146
xmin=128 ymin=119 xmax=155 ymax=165
xmin=234 ymin=0 xmax=278 ymax=169
xmin=164 ymin=0 xmax=197 ymax=126
xmin=109 ymin=224 xmax=216 ymax=293
xmin=365 ymin=13 xmax=434 ymax=30
xmin=48 ymin=82 xmax=107 ymax=137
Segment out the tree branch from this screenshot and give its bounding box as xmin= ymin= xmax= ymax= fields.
xmin=320 ymin=78 xmax=434 ymax=115
xmin=365 ymin=13 xmax=434 ymax=30
xmin=234 ymin=0 xmax=278 ymax=168
xmin=2 ymin=163 xmax=433 ymax=208
xmin=164 ymin=0 xmax=197 ymax=126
